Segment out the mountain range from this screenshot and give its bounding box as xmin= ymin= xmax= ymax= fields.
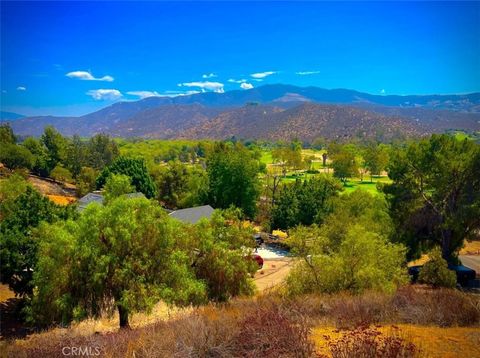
xmin=9 ymin=85 xmax=480 ymax=141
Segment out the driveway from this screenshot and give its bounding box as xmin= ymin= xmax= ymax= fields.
xmin=459 ymin=255 xmax=480 ymax=275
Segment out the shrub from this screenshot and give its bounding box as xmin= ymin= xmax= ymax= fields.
xmin=50 ymin=165 xmax=73 ymax=183
xmin=232 ymin=306 xmax=316 ymax=358
xmin=325 ymin=325 xmax=418 ymax=358
xmin=418 ymin=248 xmax=456 ymax=288
xmin=392 ymin=286 xmax=480 ymax=327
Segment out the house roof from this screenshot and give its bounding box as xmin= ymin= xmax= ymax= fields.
xmin=77 ymin=191 xmax=145 ymax=212
xmin=77 ymin=192 xmax=104 ymax=211
xmin=168 ymin=205 xmax=214 ymax=224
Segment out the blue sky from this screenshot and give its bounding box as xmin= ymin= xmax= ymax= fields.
xmin=1 ymin=1 xmax=479 ymax=116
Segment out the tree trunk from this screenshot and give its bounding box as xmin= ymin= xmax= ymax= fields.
xmin=118 ymin=306 xmax=130 ymax=329
xmin=441 ymin=230 xmax=452 ymax=262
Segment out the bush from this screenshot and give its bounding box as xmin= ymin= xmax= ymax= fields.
xmin=0 ymin=143 xmax=34 ymax=170
xmin=50 ymin=165 xmax=73 ymax=183
xmin=418 ymin=248 xmax=456 ymax=288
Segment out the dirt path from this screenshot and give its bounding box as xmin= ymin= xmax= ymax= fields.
xmin=253 ymin=259 xmax=294 ymax=292
xmin=460 ymin=255 xmax=480 ymax=275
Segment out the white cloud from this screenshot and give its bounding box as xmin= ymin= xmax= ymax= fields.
xmin=86 ymin=89 xmax=122 ymax=100
xmin=126 ymin=91 xmax=162 ymax=99
xmin=295 ymin=71 xmax=320 ymax=75
xmin=380 ymin=89 xmax=386 ymax=95
xmin=178 ymin=81 xmax=224 ymax=93
xmin=202 ymin=73 xmax=217 ymax=79
xmin=17 ymin=86 xmax=26 ymax=91
xmin=228 ymin=78 xmax=247 ymax=83
xmin=66 ymin=71 xmax=114 ymax=82
xmin=250 ymin=71 xmax=276 ymax=79
xmin=240 ymin=82 xmax=254 ymax=90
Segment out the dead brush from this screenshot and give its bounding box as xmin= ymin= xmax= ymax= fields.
xmin=323 ymin=325 xmax=419 ymax=358
xmin=391 ymin=285 xmax=480 ymax=327
xmin=231 ymin=305 xmax=316 ymax=358
xmin=324 ymin=291 xmax=391 ymax=329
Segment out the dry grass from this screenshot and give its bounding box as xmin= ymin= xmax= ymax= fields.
xmin=0 ymin=284 xmax=15 ymax=302
xmin=2 ymin=287 xmax=479 ymax=357
xmin=46 ymin=195 xmax=77 ymax=206
xmin=312 ymin=324 xmax=480 ymax=358
xmin=461 ymin=240 xmax=480 ymax=255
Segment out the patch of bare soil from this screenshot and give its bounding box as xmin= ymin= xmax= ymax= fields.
xmin=253 ymin=259 xmax=294 ymax=292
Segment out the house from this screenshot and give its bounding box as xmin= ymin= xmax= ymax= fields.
xmin=168 ymin=205 xmax=215 ymax=224
xmin=76 ymin=191 xmax=145 ymax=212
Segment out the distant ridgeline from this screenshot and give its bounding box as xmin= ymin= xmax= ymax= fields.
xmin=9 ymin=84 xmax=480 ymax=142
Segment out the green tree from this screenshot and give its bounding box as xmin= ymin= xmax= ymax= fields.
xmin=363 ymin=143 xmax=389 ymax=182
xmin=384 ymin=134 xmax=480 ymax=261
xmin=271 ymin=176 xmax=341 ymax=230
xmin=30 ymin=197 xmax=206 ymax=328
xmin=65 ymin=135 xmax=88 ymax=178
xmin=103 ymin=173 xmax=134 ymax=203
xmin=418 ymin=248 xmax=456 ymax=288
xmin=0 ymin=181 xmax=71 ymax=297
xmin=41 ymin=126 xmax=67 ymax=173
xmin=23 ymin=137 xmax=50 ymax=177
xmin=0 ymin=124 xmax=16 ymax=144
xmin=286 ymin=224 xmax=407 ymax=295
xmin=206 ymin=143 xmax=260 ymax=218
xmin=96 ymin=157 xmax=157 ymax=198
xmin=87 ymin=133 xmax=119 ymax=170
xmin=175 ymin=208 xmax=257 ymax=301
xmin=0 ymin=143 xmax=34 ymax=170
xmin=153 ymin=161 xmax=208 ymax=209
xmin=50 ymin=165 xmax=73 ymax=183
xmin=75 ymin=167 xmax=97 ymax=197
xmin=331 ymin=150 xmax=358 ymax=184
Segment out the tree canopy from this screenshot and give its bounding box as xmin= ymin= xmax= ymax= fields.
xmin=383 ymin=134 xmax=480 ymax=261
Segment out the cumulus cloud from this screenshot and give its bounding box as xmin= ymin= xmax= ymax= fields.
xmin=17 ymin=86 xmax=26 ymax=91
xmin=296 ymin=71 xmax=320 ymax=75
xmin=228 ymin=78 xmax=247 ymax=83
xmin=240 ymin=82 xmax=254 ymax=90
xmin=250 ymin=71 xmax=276 ymax=79
xmin=126 ymin=91 xmax=162 ymax=99
xmin=202 ymin=73 xmax=217 ymax=79
xmin=86 ymin=89 xmax=122 ymax=100
xmin=66 ymin=71 xmax=114 ymax=82
xmin=178 ymin=81 xmax=224 ymax=93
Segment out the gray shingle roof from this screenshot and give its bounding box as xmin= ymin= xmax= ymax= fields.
xmin=168 ymin=205 xmax=214 ymax=224
xmin=77 ymin=192 xmax=145 ymax=212
xmin=77 ymin=192 xmax=104 ymax=211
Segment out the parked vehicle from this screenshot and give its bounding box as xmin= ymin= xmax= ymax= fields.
xmin=252 ymin=254 xmax=264 ymax=269
xmin=408 ymin=264 xmax=476 ymax=287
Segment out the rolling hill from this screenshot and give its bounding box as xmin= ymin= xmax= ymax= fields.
xmin=9 ymin=85 xmax=480 ymax=141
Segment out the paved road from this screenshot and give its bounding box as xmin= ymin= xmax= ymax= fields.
xmin=459 ymin=255 xmax=480 ymax=274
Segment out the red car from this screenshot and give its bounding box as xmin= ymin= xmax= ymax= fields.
xmin=252 ymin=254 xmax=264 ymax=269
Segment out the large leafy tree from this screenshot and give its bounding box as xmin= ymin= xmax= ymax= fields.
xmin=384 ymin=134 xmax=480 ymax=261
xmin=175 ymin=208 xmax=257 ymax=302
xmin=0 ymin=143 xmax=34 ymax=170
xmin=87 ymin=133 xmax=119 ymax=170
xmin=96 ymin=157 xmax=157 ymax=198
xmin=41 ymin=126 xmax=67 ymax=174
xmin=0 ymin=124 xmax=16 ymax=144
xmin=0 ymin=177 xmax=71 ymax=296
xmin=271 ymin=176 xmax=341 ymax=230
xmin=153 ymin=161 xmax=208 ymax=209
xmin=30 ymin=197 xmax=206 ymax=328
xmin=331 ymin=149 xmax=358 ymax=184
xmin=206 ymin=142 xmax=261 ymax=218
xmin=286 ymin=191 xmax=406 ymax=295
xmin=363 ymin=143 xmax=390 ymax=182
